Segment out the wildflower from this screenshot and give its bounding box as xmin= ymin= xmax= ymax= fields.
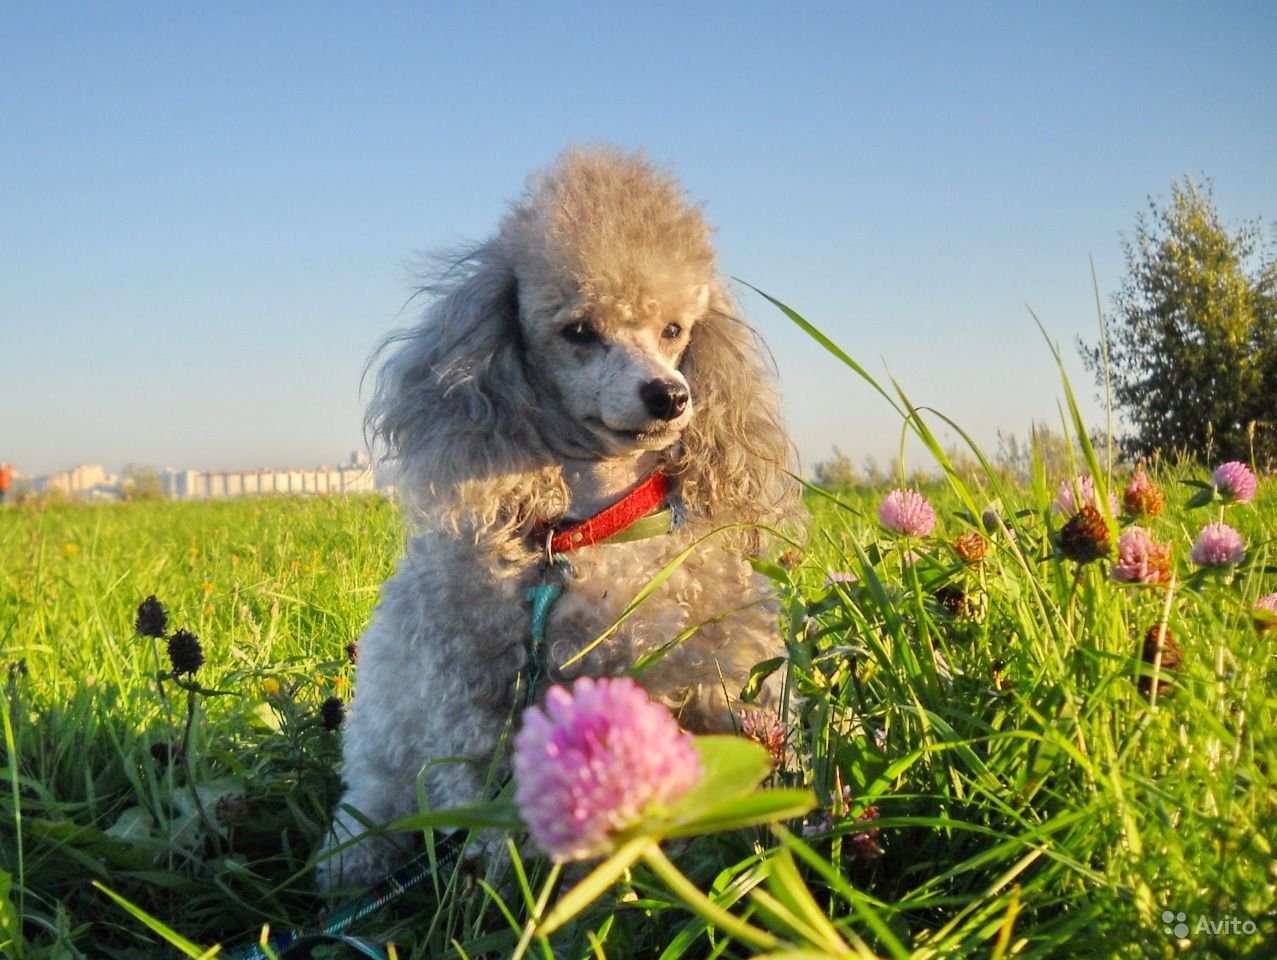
xmin=878 ymin=488 xmax=936 ymax=537
xmin=215 ymin=793 xmax=252 ymax=825
xmin=1212 ymin=461 xmax=1258 ymax=504
xmin=320 ymin=696 xmax=345 ymax=731
xmin=953 ymin=531 xmax=989 ymax=564
xmin=1253 ymin=593 xmax=1277 ymax=633
xmin=261 ymin=677 xmax=281 ymax=698
xmin=135 ymin=595 xmax=169 ymax=638
xmin=166 ymin=629 xmax=204 ymax=677
xmin=737 ymin=708 xmax=789 ymax=770
xmin=1053 ymin=474 xmax=1117 ymax=517
xmin=1111 ymin=527 xmax=1172 ymax=585
xmin=801 ymin=785 xmax=884 ymax=859
xmin=513 ymin=676 xmax=702 ymax=861
xmin=1058 ymin=505 xmax=1112 ymax=564
xmin=846 ymin=805 xmax=885 ymax=860
xmin=981 ymin=507 xmax=1017 ymax=541
xmin=1138 ymin=624 xmax=1182 ymax=696
xmin=1122 ymin=469 xmax=1165 ymax=518
xmin=1190 ymin=523 xmax=1245 ymax=568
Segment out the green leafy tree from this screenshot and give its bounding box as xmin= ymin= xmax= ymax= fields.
xmin=812 ymin=446 xmax=859 ymax=490
xmin=1082 ymin=178 xmax=1277 ymax=467
xmin=120 ymin=464 xmax=164 ymax=501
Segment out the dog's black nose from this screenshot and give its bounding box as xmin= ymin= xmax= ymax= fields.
xmin=640 ymin=379 xmax=690 ymax=421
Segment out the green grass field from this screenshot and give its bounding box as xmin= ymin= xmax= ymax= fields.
xmin=3 ymin=298 xmax=1275 ymax=959
xmin=2 ymin=457 xmax=1274 ymax=958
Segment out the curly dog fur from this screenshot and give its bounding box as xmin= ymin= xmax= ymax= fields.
xmin=318 ymin=146 xmax=801 ymax=890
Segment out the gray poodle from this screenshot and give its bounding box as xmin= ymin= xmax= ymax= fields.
xmin=318 ymin=146 xmax=801 ymax=890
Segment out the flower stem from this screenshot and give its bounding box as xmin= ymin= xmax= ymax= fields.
xmin=178 ymin=685 xmax=221 ymax=856
xmin=641 ymin=844 xmax=783 ymax=952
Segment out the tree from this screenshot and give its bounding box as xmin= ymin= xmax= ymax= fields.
xmin=812 ymin=447 xmax=859 ymax=490
xmin=994 ymin=422 xmax=1105 ymax=485
xmin=1081 ymin=178 xmax=1277 ymax=467
xmin=121 ymin=464 xmax=164 ymax=501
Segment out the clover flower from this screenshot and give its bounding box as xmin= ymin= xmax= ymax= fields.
xmin=980 ymin=507 xmax=1017 ymax=541
xmin=513 ymin=676 xmax=702 ymax=861
xmin=1138 ymin=624 xmax=1182 ymax=696
xmin=801 ymin=784 xmax=884 ymax=859
xmin=1212 ymin=461 xmax=1258 ymax=504
xmin=166 ymin=629 xmax=204 ymax=677
xmin=1122 ymin=469 xmax=1165 ymax=518
xmin=1053 ymin=474 xmax=1117 ymax=517
xmin=737 ymin=708 xmax=790 ymax=770
xmin=135 ymin=595 xmax=169 ymax=638
xmin=215 ymin=793 xmax=253 ymax=825
xmin=1190 ymin=522 xmax=1245 ymax=568
xmin=1254 ymin=593 xmax=1277 ymax=633
xmin=1111 ymin=527 xmax=1173 ymax=585
xmin=878 ymin=489 xmax=936 ymax=537
xmin=953 ymin=532 xmax=989 ymax=564
xmin=846 ymin=805 xmax=885 ymax=860
xmin=1058 ymin=505 xmax=1112 ymax=564
xmin=320 ymin=696 xmax=345 ymax=731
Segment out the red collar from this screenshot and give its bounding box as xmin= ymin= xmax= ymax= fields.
xmin=542 ymin=471 xmax=671 ymax=554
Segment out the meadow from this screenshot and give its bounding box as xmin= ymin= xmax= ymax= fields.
xmin=2 ymin=351 xmax=1276 ymax=958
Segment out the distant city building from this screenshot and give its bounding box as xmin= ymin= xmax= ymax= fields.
xmin=33 ymin=464 xmax=119 ymax=499
xmin=25 ymin=452 xmax=381 ymax=501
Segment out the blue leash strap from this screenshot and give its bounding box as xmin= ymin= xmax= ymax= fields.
xmin=523 ymin=555 xmax=571 ymax=708
xmin=229 ymin=831 xmax=466 ymax=959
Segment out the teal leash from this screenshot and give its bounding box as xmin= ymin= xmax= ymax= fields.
xmin=230 ymin=831 xmax=465 ymax=959
xmin=523 ymin=555 xmax=571 ymax=707
xmin=231 ymin=558 xmax=573 ymax=958
xmin=230 ymin=495 xmax=672 ymax=956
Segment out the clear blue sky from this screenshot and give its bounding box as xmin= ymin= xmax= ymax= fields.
xmin=4 ymin=2 xmax=1275 ymax=478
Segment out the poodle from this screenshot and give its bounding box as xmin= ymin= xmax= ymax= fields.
xmin=318 ymin=146 xmax=801 ymax=891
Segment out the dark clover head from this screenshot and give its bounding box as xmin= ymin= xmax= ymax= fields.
xmin=1138 ymin=625 xmax=1182 ymax=696
xmin=166 ymin=629 xmax=205 ymax=677
xmin=135 ymin=595 xmax=169 ymax=638
xmin=1058 ymin=505 xmax=1112 ymax=564
xmin=320 ymin=696 xmax=346 ymax=732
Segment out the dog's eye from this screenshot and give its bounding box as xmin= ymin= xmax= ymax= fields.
xmin=562 ymin=320 xmax=601 ymax=345
xmin=662 ymin=323 xmax=683 ymax=340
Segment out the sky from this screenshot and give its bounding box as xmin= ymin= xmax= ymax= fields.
xmin=3 ymin=2 xmax=1275 ymax=480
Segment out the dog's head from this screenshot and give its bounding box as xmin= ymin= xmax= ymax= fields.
xmin=498 ymin=148 xmax=719 ymax=458
xmin=369 ymin=146 xmax=797 ymax=536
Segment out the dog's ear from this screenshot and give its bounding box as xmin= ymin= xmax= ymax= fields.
xmin=672 ymin=281 xmax=799 ymax=542
xmin=367 ymin=245 xmax=547 ymax=516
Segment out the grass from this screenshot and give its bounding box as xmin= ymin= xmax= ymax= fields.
xmin=2 ymin=321 xmax=1275 ymax=958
